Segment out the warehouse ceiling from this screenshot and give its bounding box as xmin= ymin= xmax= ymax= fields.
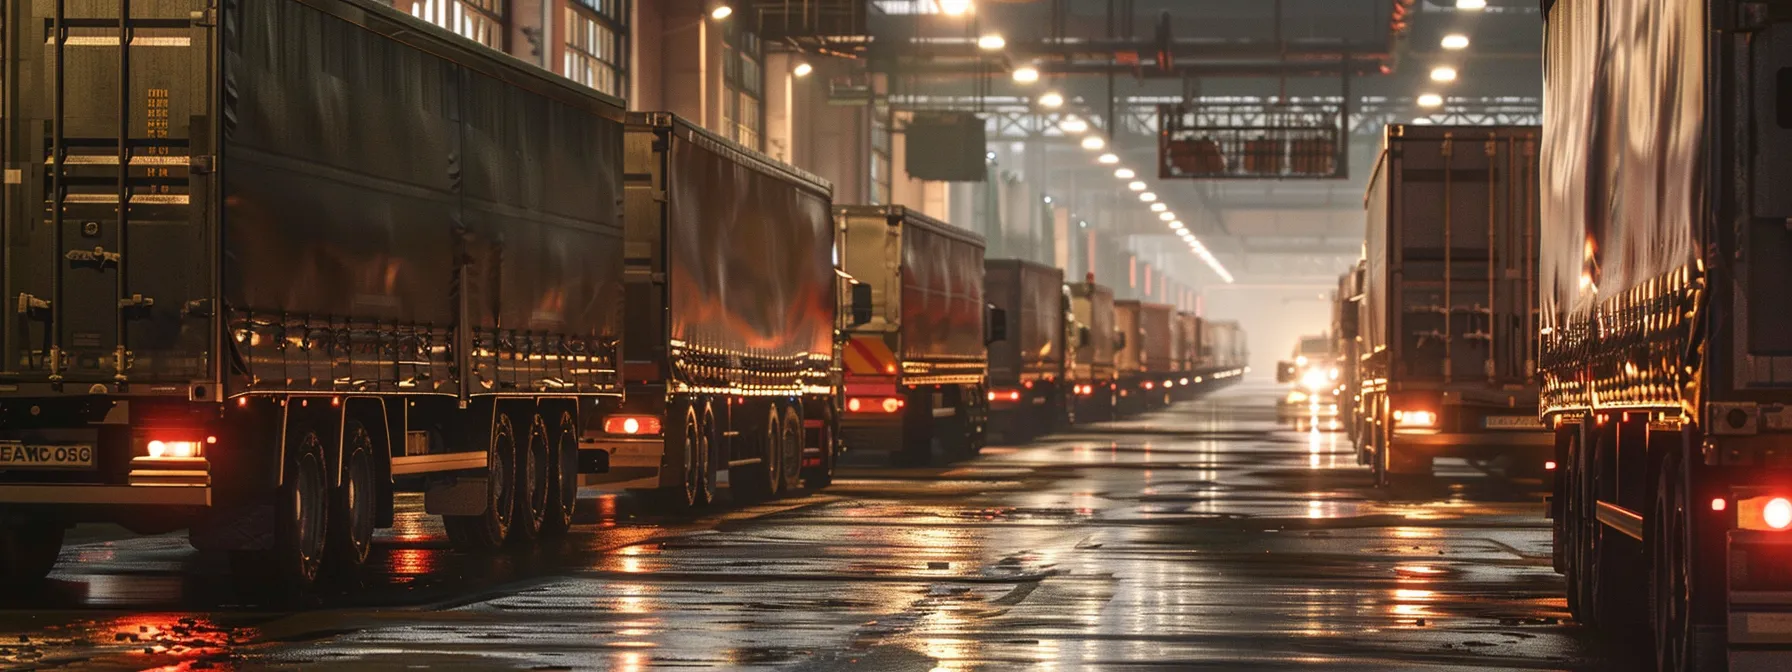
xmin=855 ymin=0 xmax=1543 ymax=286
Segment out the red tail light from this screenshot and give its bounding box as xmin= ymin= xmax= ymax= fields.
xmin=847 ymin=397 xmax=904 ymax=414
xmin=603 ymin=415 xmax=663 ymax=436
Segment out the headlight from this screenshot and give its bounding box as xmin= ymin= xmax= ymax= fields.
xmin=1328 ymin=367 xmax=1340 ymax=381
xmin=1287 ymin=390 xmax=1309 ymax=403
xmin=1300 ymin=369 xmax=1328 ymax=391
xmin=1393 ymin=409 xmax=1437 ymax=428
xmin=1296 ymin=355 xmax=1309 ymax=366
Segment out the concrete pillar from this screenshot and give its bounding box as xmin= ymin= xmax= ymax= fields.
xmin=633 ymin=0 xmax=721 ymax=131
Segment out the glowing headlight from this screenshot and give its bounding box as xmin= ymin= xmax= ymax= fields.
xmin=1329 ymin=367 xmax=1340 ymax=381
xmin=1301 ymin=369 xmax=1328 ymax=391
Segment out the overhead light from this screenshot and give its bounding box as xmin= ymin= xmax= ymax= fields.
xmin=1159 ymin=212 xmax=1175 ymax=221
xmin=939 ymin=0 xmax=973 ymax=15
xmin=1115 ymin=168 xmax=1136 ymax=180
xmin=1417 ymin=93 xmax=1443 ymax=108
xmin=1061 ymin=117 xmax=1089 ymax=133
xmin=1080 ymin=136 xmax=1106 ymax=150
xmin=793 ymin=62 xmax=814 ymax=77
xmin=1013 ymin=66 xmax=1040 ymax=84
xmin=1098 ymin=153 xmax=1119 ymax=164
xmin=1128 ymin=181 xmax=1146 ymax=191
xmin=1139 ymin=192 xmax=1157 ymax=202
xmin=1430 ymin=66 xmax=1458 ymax=82
xmin=1456 ymin=0 xmax=1486 ymax=9
xmin=710 ymin=4 xmax=733 ymax=19
xmin=1078 ymin=220 xmax=1089 ymax=228
xmin=1441 ymin=34 xmax=1469 ymax=50
xmin=1043 ymin=195 xmax=1054 ymax=204
xmin=978 ymin=34 xmax=1006 ymax=50
xmin=1413 ymin=117 xmax=1436 ymax=125
xmin=1171 ymin=221 xmax=1185 ymax=229
xmin=1150 ymin=203 xmax=1168 ymax=212
xmin=1039 ymin=91 xmax=1064 ymax=108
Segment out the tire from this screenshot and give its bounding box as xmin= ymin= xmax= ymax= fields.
xmin=506 ymin=411 xmax=551 ymax=545
xmin=445 ymin=413 xmax=517 ymax=552
xmin=899 ymin=391 xmax=935 ymax=467
xmin=234 ymin=428 xmax=328 ymax=596
xmin=1651 ymin=447 xmax=1697 ymax=671
xmin=695 ymin=406 xmax=717 ymax=507
xmin=540 ymin=411 xmax=580 ymax=536
xmin=780 ymin=406 xmax=804 ymax=493
xmin=324 ymin=421 xmax=376 ymax=576
xmin=802 ymin=406 xmax=836 ymax=490
xmin=735 ymin=405 xmax=778 ymax=502
xmin=0 ymin=519 xmax=64 ymax=590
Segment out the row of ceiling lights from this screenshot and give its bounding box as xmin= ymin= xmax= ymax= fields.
xmin=1415 ymin=1 xmax=1486 ymax=114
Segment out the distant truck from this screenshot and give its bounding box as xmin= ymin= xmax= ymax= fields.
xmin=1334 ymin=262 xmax=1367 ymax=442
xmin=835 ymin=206 xmax=993 ymax=465
xmin=1199 ymin=319 xmax=1250 ymax=383
xmin=590 ymin=113 xmax=855 ymax=506
xmin=1116 ymin=301 xmax=1177 ymax=410
xmin=985 ymin=259 xmax=1071 ymax=439
xmin=1068 ymin=279 xmax=1119 ymax=420
xmin=1352 ymin=124 xmax=1546 ymax=486
xmin=1277 ymin=334 xmax=1342 ymax=431
xmin=0 ymin=0 xmax=629 ymax=589
xmin=1541 ymin=0 xmax=1792 ymax=666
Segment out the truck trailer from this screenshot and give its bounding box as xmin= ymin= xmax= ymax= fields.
xmin=0 ymin=0 xmax=629 ymax=588
xmin=1354 ymin=124 xmax=1546 ymax=485
xmin=1068 ymin=278 xmax=1118 ymax=421
xmin=1199 ymin=319 xmax=1250 ymax=385
xmin=589 ymin=113 xmax=849 ymax=507
xmin=1116 ymin=300 xmax=1176 ymax=411
xmin=985 ymin=259 xmax=1071 ymax=439
xmin=835 ymin=205 xmax=991 ymax=466
xmin=1541 ymin=0 xmax=1792 ymax=667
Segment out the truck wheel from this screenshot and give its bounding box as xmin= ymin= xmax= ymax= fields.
xmin=324 ymin=421 xmax=376 ymax=576
xmin=734 ymin=406 xmax=777 ymax=501
xmin=541 ymin=411 xmax=580 ymax=536
xmin=445 ymin=414 xmax=517 ymax=551
xmin=506 ymin=412 xmax=551 ymax=545
xmin=695 ymin=405 xmax=717 ymax=507
xmin=235 ymin=429 xmax=328 ymax=595
xmin=802 ymin=407 xmax=836 ymax=490
xmin=0 ymin=520 xmax=64 ymax=589
xmin=653 ymin=404 xmax=704 ymax=509
xmin=781 ymin=406 xmax=804 ymax=493
xmin=899 ymin=391 xmax=936 ymax=467
xmin=1651 ymin=448 xmax=1696 ymax=671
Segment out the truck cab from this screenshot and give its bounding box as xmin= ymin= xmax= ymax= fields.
xmin=1277 ymin=335 xmax=1342 ymax=431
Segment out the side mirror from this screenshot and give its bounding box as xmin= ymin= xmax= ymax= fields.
xmin=1276 ymin=361 xmax=1296 ymax=384
xmin=987 ymin=305 xmax=1009 ymax=344
xmin=1078 ymin=326 xmax=1092 ymax=348
xmin=850 ymin=283 xmax=874 ymax=326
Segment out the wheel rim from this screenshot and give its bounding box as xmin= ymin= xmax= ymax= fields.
xmin=683 ymin=412 xmax=700 ymax=505
xmin=293 ymin=452 xmax=326 ymax=571
xmin=526 ymin=418 xmax=550 ymax=525
xmin=348 ymin=452 xmax=374 ymax=557
xmin=765 ymin=415 xmax=782 ymax=495
xmin=1655 ymin=464 xmax=1691 ymax=670
xmin=558 ymin=416 xmax=579 ymax=520
xmin=493 ymin=424 xmax=515 ymax=530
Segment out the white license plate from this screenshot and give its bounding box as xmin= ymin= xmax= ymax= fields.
xmin=1484 ymin=416 xmax=1545 ymax=430
xmin=0 ymin=442 xmax=95 ymax=469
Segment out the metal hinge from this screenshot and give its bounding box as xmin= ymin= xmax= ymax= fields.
xmin=66 ymin=246 xmax=120 ymax=267
xmin=119 ymin=294 xmax=154 ymax=318
xmin=189 ymin=155 xmax=215 ymax=174
xmin=16 ymin=293 xmax=48 ymax=318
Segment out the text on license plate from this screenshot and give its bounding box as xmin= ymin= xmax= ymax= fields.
xmin=0 ymin=442 xmax=95 ymax=469
xmin=1484 ymin=416 xmax=1545 ymax=430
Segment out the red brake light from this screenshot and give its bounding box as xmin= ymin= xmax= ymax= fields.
xmin=1712 ymin=498 xmax=1728 ymax=512
xmin=603 ymin=415 xmax=662 ymax=435
xmin=881 ymin=397 xmax=903 ymax=413
xmin=847 ymin=398 xmax=904 ymax=414
xmin=848 ymin=398 xmax=863 ymax=412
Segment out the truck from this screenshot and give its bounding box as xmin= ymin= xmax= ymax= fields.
xmin=1200 ymin=319 xmax=1250 ymax=384
xmin=1354 ymin=123 xmax=1546 ymax=487
xmin=1116 ymin=300 xmax=1176 ymax=410
xmin=1335 ymin=263 xmax=1367 ymax=442
xmin=1277 ymin=334 xmax=1342 ymax=431
xmin=0 ymin=0 xmax=629 ymax=589
xmin=984 ymin=259 xmax=1071 ymax=439
xmin=1068 ymin=278 xmax=1119 ymax=421
xmin=835 ymin=205 xmax=992 ymax=466
xmin=1541 ymin=0 xmax=1792 ymax=666
xmin=589 ymin=113 xmax=851 ymax=507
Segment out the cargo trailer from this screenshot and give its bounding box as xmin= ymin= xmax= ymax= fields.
xmin=1354 ymin=124 xmax=1546 ymax=486
xmin=1116 ymin=300 xmax=1176 ymax=410
xmin=0 ymin=0 xmax=630 ymax=589
xmin=1541 ymin=0 xmax=1792 ymax=666
xmin=835 ymin=205 xmax=992 ymax=465
xmin=588 ymin=113 xmax=850 ymax=506
xmin=1068 ymin=278 xmax=1119 ymax=420
xmin=984 ymin=259 xmax=1070 ymax=438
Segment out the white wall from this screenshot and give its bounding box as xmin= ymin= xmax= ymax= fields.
xmin=1201 ymin=283 xmax=1338 ymax=380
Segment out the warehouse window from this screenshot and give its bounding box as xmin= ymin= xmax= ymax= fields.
xmin=722 ymin=24 xmax=765 ymax=151
xmin=869 ymin=103 xmax=891 ymax=204
xmin=404 ymin=0 xmax=505 ymax=50
xmin=564 ymin=0 xmax=628 ymax=97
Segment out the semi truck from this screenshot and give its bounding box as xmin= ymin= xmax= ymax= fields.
xmin=1068 ymin=278 xmax=1119 ymax=421
xmin=835 ymin=205 xmax=992 ymax=466
xmin=1354 ymin=124 xmax=1546 ymax=486
xmin=1116 ymin=300 xmax=1176 ymax=410
xmin=1334 ymin=263 xmax=1366 ymax=442
xmin=1199 ymin=319 xmax=1250 ymax=384
xmin=0 ymin=0 xmax=629 ymax=589
xmin=1541 ymin=0 xmax=1792 ymax=667
xmin=984 ymin=259 xmax=1071 ymax=439
xmin=589 ymin=113 xmax=852 ymax=507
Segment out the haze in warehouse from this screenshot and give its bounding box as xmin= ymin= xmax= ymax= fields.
xmin=0 ymin=0 xmax=1749 ymax=669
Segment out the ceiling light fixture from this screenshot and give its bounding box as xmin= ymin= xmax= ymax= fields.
xmin=1159 ymin=212 xmax=1176 ymax=221
xmin=1456 ymin=0 xmax=1486 ymax=10
xmin=1013 ymin=66 xmax=1040 ymax=84
xmin=1441 ymin=34 xmax=1469 ymax=50
xmin=1140 ymin=192 xmax=1157 ymax=202
xmin=1150 ymin=203 xmax=1168 ymax=212
xmin=1081 ymin=136 xmax=1106 ymax=151
xmin=939 ymin=0 xmax=973 ymax=16
xmin=1417 ymin=93 xmax=1443 ymax=108
xmin=1039 ymin=91 xmax=1065 ymax=108
xmin=1115 ymin=168 xmax=1136 ymax=180
xmin=793 ymin=63 xmax=813 ymax=77
xmin=1098 ymin=153 xmax=1119 ymax=164
xmin=1128 ymin=181 xmax=1146 ymax=191
xmin=710 ymin=4 xmax=732 ymax=19
xmin=1430 ymin=66 xmax=1458 ymax=82
xmin=1061 ymin=117 xmax=1089 ymax=133
xmin=978 ymin=34 xmax=1006 ymax=50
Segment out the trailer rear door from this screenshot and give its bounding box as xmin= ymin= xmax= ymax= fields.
xmin=6 ymin=0 xmax=213 ymax=386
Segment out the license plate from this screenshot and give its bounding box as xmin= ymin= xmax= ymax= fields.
xmin=0 ymin=442 xmax=95 ymax=469
xmin=1484 ymin=416 xmax=1545 ymax=430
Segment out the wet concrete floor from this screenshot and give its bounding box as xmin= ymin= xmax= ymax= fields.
xmin=0 ymin=383 xmax=1620 ymax=670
